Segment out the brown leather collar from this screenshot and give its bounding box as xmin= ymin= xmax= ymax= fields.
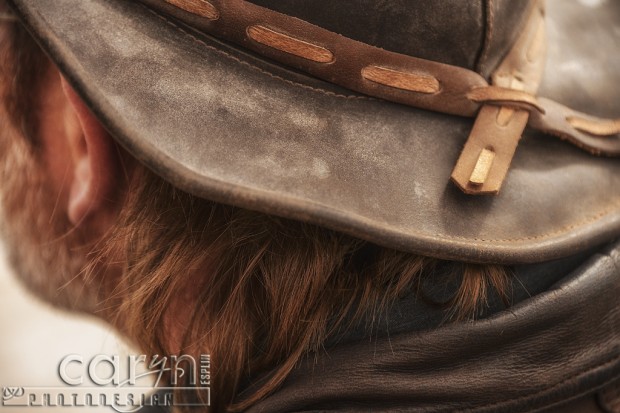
xmin=242 ymin=241 xmax=620 ymax=412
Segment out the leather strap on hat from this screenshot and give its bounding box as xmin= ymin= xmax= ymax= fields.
xmin=144 ymin=0 xmax=620 ymax=195
xmin=451 ymin=0 xmax=546 ymax=194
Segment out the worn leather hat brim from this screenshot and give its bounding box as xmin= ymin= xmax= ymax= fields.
xmin=9 ymin=0 xmax=620 ymax=264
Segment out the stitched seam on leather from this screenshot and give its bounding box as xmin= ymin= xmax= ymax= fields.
xmin=456 ymin=354 xmax=620 ymax=412
xmin=141 ymin=3 xmax=620 ymax=246
xmin=430 ymin=200 xmax=620 ymax=243
xmin=144 ymin=6 xmax=376 ymax=102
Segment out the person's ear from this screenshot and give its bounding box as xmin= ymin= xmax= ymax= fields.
xmin=59 ymin=76 xmax=121 ymax=227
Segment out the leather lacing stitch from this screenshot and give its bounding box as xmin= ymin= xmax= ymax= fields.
xmin=158 ymin=0 xmax=620 ymax=196
xmin=145 ymin=9 xmax=374 ymax=102
xmin=146 ymin=2 xmax=620 ymax=245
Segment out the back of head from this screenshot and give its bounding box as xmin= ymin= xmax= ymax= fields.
xmin=1 ymin=0 xmax=619 ymax=411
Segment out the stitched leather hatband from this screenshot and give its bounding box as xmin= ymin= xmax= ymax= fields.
xmin=140 ymin=0 xmax=620 ymax=195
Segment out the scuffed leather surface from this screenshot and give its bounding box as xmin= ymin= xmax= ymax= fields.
xmin=247 ymin=0 xmax=486 ymax=71
xmin=242 ymin=241 xmax=620 ymax=412
xmin=245 ymin=0 xmax=532 ymax=79
xmin=538 ymin=0 xmax=620 ymax=119
xmin=9 ymin=0 xmax=620 ymax=264
xmin=138 ymin=0 xmax=491 ymax=118
xmin=477 ymin=0 xmax=533 ymax=77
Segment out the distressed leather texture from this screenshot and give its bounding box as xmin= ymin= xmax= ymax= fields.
xmin=246 ymin=0 xmax=486 ymax=72
xmin=477 ymin=0 xmax=533 ymax=77
xmin=246 ymin=0 xmax=532 ymax=80
xmin=242 ymin=241 xmax=620 ymax=413
xmin=139 ymin=0 xmax=491 ymax=118
xmin=9 ymin=0 xmax=620 ymax=264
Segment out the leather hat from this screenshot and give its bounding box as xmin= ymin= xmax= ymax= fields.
xmin=7 ymin=0 xmax=620 ymax=264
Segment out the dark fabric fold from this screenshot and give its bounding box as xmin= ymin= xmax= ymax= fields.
xmin=244 ymin=241 xmax=620 ymax=412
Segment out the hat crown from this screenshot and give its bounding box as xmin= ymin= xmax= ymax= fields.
xmin=248 ymin=0 xmax=534 ymax=78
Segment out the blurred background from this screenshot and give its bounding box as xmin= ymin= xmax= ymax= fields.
xmin=0 ymin=237 xmax=137 ymax=412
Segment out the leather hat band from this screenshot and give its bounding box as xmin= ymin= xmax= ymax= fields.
xmin=144 ymin=0 xmax=620 ymax=195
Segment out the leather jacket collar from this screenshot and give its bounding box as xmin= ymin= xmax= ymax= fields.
xmin=244 ymin=241 xmax=620 ymax=412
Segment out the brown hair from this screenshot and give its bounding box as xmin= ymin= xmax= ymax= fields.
xmin=105 ymin=168 xmax=510 ymax=412
xmin=0 ymin=5 xmax=48 ymax=146
xmin=0 ymin=9 xmax=511 ymax=412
